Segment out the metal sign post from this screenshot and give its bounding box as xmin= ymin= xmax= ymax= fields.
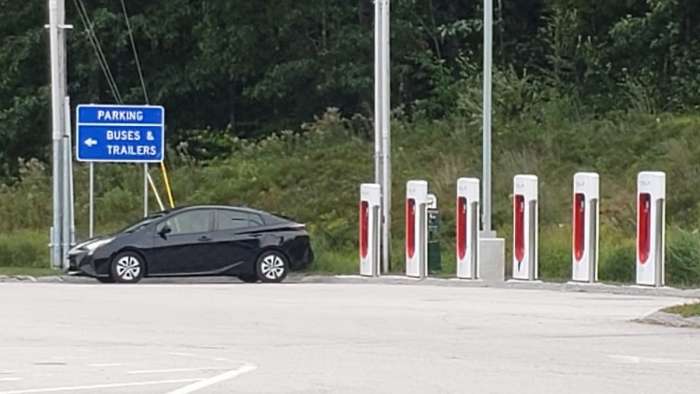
xmin=144 ymin=163 xmax=149 ymax=217
xmin=89 ymin=162 xmax=94 ymax=238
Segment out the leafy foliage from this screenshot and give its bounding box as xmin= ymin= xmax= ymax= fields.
xmin=3 ymin=1 xmax=700 ymax=178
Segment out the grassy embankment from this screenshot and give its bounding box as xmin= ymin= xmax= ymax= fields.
xmin=663 ymin=303 xmax=700 ymax=317
xmin=2 ymin=109 xmax=700 ymax=285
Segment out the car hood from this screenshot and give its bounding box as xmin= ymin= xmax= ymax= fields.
xmin=71 ymin=235 xmax=117 ymax=251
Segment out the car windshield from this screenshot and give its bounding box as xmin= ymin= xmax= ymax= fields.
xmin=120 ymin=213 xmax=166 ymax=233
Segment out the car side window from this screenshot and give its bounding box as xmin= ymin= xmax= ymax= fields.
xmin=159 ymin=210 xmax=211 ymax=235
xmin=216 ymin=210 xmax=263 ymax=230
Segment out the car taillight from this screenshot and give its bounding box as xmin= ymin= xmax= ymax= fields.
xmin=573 ymin=193 xmax=585 ymax=261
xmin=514 ymin=194 xmax=525 ymax=263
xmin=456 ymin=197 xmax=467 ymax=260
xmin=638 ymin=193 xmax=651 ymax=264
xmin=359 ymin=201 xmax=369 ymax=259
xmin=406 ymin=198 xmax=416 ymax=259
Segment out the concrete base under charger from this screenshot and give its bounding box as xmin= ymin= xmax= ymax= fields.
xmin=479 ymin=232 xmax=505 ymax=282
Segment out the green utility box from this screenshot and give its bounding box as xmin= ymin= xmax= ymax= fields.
xmin=427 ymin=208 xmax=442 ymax=274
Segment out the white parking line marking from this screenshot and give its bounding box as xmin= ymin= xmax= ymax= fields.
xmin=0 ymin=378 xmax=22 ymax=382
xmin=166 ymin=352 xmax=233 ymax=362
xmin=0 ymin=378 xmax=198 ymax=394
xmin=167 ymin=352 xmax=196 ymax=357
xmin=127 ymin=367 xmax=230 ymax=374
xmin=88 ymin=363 xmax=122 ymax=367
xmin=608 ymin=354 xmax=700 ymax=365
xmin=166 ymin=364 xmax=257 ymax=394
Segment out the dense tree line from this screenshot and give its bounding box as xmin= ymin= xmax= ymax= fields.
xmin=2 ymin=0 xmax=700 ymax=179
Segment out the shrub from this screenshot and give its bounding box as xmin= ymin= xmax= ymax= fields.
xmin=666 ymin=228 xmax=700 ymax=287
xmin=0 ymin=230 xmax=47 ymax=268
xmin=539 ymin=225 xmax=571 ymax=281
xmin=599 ymin=236 xmax=635 ymax=283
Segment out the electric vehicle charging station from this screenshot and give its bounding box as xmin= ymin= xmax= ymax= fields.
xmin=360 ymin=184 xmax=382 ymax=277
xmin=406 ymin=180 xmax=429 ymax=278
xmin=512 ymin=175 xmax=538 ymax=281
xmin=571 ymin=173 xmax=599 ymax=283
xmin=636 ymin=172 xmax=666 ymax=287
xmin=456 ymin=178 xmax=480 ymax=279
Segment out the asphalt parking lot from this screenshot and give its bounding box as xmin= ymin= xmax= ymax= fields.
xmin=1 ymin=281 xmax=699 ymax=393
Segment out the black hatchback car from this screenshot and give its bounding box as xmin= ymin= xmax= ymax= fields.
xmin=68 ymin=205 xmax=313 ymax=283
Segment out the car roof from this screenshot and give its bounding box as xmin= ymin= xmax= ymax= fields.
xmin=158 ymin=205 xmax=284 ymax=220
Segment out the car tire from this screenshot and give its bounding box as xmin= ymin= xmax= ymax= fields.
xmin=238 ymin=274 xmax=258 ymax=283
xmin=111 ymin=251 xmax=145 ymax=284
xmin=96 ymin=276 xmax=114 ymax=284
xmin=256 ymin=250 xmax=289 ymax=283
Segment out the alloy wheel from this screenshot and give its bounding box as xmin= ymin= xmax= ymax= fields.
xmin=260 ymin=254 xmax=286 ymax=281
xmin=115 ymin=255 xmax=141 ymax=281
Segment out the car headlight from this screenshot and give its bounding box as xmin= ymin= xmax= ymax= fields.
xmin=84 ymin=238 xmax=114 ymax=255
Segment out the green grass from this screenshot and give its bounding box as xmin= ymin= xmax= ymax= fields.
xmin=2 ymin=109 xmax=700 ymax=285
xmin=663 ymin=303 xmax=700 ymax=317
xmin=0 ymin=266 xmax=59 ymax=277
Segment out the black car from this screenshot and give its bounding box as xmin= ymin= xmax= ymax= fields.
xmin=68 ymin=205 xmax=313 ymax=283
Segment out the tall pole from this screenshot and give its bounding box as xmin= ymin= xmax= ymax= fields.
xmin=482 ymin=0 xmax=493 ymax=234
xmin=144 ymin=164 xmax=149 ymax=217
xmin=373 ymin=0 xmax=383 ymax=187
xmin=62 ymin=96 xmax=72 ymax=270
xmin=89 ymin=163 xmax=94 ymax=238
xmin=48 ymin=0 xmax=67 ymax=268
xmin=380 ymin=0 xmax=391 ymax=273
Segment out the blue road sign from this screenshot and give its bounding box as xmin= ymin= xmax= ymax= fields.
xmin=76 ymin=104 xmax=165 ymax=163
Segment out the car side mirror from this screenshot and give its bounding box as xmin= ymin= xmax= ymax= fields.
xmin=158 ymin=225 xmax=172 ymax=238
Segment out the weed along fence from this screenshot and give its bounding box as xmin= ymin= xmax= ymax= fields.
xmin=358 ymin=171 xmax=670 ymax=289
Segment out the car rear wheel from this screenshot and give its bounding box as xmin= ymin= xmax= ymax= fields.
xmin=256 ymin=250 xmax=288 ymax=283
xmin=111 ymin=251 xmax=145 ymax=284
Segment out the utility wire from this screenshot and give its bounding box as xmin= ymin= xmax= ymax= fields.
xmin=119 ymin=0 xmax=175 ymax=208
xmin=119 ymin=0 xmax=149 ymax=104
xmin=70 ymin=0 xmax=168 ymax=209
xmin=72 ymin=0 xmax=123 ymax=103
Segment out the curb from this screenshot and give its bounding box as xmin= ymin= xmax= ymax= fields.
xmin=297 ymin=275 xmax=700 ymax=299
xmin=636 ymin=311 xmax=700 ymax=329
xmin=2 ymin=273 xmax=700 ymax=299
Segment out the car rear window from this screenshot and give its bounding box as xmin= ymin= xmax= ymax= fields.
xmin=216 ymin=209 xmax=263 ymax=230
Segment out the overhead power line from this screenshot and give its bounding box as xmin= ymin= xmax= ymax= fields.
xmin=119 ymin=0 xmax=149 ymax=104
xmin=72 ymin=0 xmax=123 ymax=103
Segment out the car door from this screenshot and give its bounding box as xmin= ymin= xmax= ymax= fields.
xmin=208 ymin=209 xmax=265 ymax=272
xmin=149 ymin=209 xmax=216 ymax=275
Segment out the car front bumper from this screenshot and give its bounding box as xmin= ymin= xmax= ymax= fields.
xmin=68 ymin=250 xmax=107 ymax=278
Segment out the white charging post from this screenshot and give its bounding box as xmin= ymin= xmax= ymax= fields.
xmin=360 ymin=184 xmax=382 ymax=277
xmin=457 ymin=178 xmax=480 ymax=279
xmin=636 ymin=172 xmax=666 ymax=287
xmin=572 ymin=173 xmax=599 ymax=283
xmin=512 ymin=175 xmax=538 ymax=281
xmin=406 ymin=180 xmax=429 ymax=278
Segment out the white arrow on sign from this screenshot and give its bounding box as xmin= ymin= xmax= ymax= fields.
xmin=84 ymin=138 xmax=98 ymax=147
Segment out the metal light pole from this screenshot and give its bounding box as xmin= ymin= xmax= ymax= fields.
xmin=374 ymin=0 xmax=384 ymax=188
xmin=48 ymin=0 xmax=68 ymax=268
xmin=374 ymin=0 xmax=391 ymax=273
xmin=482 ymin=0 xmax=493 ymax=234
xmin=478 ymin=0 xmax=506 ymax=282
xmin=381 ymin=0 xmax=391 ymax=274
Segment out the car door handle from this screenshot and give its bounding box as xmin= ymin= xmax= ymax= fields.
xmin=198 ymin=235 xmax=212 ymax=242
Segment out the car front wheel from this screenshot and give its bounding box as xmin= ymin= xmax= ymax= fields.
xmin=256 ymin=250 xmax=288 ymax=283
xmin=111 ymin=251 xmax=145 ymax=284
